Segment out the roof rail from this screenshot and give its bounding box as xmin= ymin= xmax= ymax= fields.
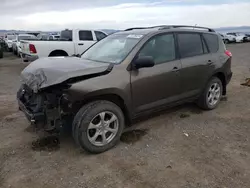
xmin=124 ymin=25 xmax=170 ymax=31
xmin=159 ymin=25 xmax=215 ymax=32
xmin=124 ymin=25 xmax=215 ymax=32
xmin=124 ymin=27 xmax=154 ymax=31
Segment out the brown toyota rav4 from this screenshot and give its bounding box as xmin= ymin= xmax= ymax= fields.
xmin=17 ymin=25 xmax=232 ymax=153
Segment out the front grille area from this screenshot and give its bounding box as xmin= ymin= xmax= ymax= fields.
xmin=17 ymin=85 xmax=73 ymax=132
xmin=17 ymin=84 xmax=45 ymax=113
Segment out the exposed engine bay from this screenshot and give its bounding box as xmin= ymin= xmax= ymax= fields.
xmin=17 ymin=84 xmax=73 ymax=133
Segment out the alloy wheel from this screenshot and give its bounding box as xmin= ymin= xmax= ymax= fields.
xmin=207 ymin=83 xmax=221 ymax=106
xmin=87 ymin=111 xmax=119 ymax=146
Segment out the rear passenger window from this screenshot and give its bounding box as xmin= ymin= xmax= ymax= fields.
xmin=61 ymin=30 xmax=73 ymax=41
xmin=79 ymin=30 xmax=93 ymax=41
xmin=203 ymin=34 xmax=219 ymax=53
xmin=202 ymin=38 xmax=209 ymax=54
xmin=177 ymin=33 xmax=203 ymax=58
xmin=138 ymin=34 xmax=176 ymax=64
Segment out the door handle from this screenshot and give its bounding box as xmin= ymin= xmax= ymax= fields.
xmin=78 ymin=43 xmax=84 ymax=46
xmin=172 ymin=67 xmax=179 ymax=72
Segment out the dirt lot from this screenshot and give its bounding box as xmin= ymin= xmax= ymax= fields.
xmin=0 ymin=44 xmax=250 ymax=188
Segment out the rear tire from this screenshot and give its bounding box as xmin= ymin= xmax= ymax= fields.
xmin=72 ymin=100 xmax=125 ymax=154
xmin=224 ymin=39 xmax=229 ymax=44
xmin=13 ymin=48 xmax=17 ymax=55
xmin=0 ymin=50 xmax=3 ymax=59
xmin=197 ymin=77 xmax=223 ymax=110
xmin=50 ymin=53 xmax=64 ymax=57
xmin=49 ymin=50 xmax=68 ymax=57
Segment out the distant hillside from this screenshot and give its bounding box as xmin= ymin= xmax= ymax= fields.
xmin=215 ymin=26 xmax=250 ymax=33
xmin=0 ymin=29 xmax=120 ymax=36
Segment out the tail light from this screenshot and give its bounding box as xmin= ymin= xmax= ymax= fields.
xmin=225 ymin=50 xmax=232 ymax=57
xmin=29 ymin=44 xmax=37 ymax=54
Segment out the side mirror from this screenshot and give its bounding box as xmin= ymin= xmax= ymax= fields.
xmin=134 ymin=56 xmax=155 ymax=69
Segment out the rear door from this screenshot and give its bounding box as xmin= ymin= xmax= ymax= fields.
xmin=131 ymin=33 xmax=182 ymax=113
xmin=177 ymin=32 xmax=215 ymax=98
xmin=76 ymin=30 xmax=96 ymax=55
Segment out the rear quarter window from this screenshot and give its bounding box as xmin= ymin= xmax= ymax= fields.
xmin=203 ymin=33 xmax=219 ymax=53
xmin=177 ymin=33 xmax=203 ymax=58
xmin=61 ymin=30 xmax=73 ymax=41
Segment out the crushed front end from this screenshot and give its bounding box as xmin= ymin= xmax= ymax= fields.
xmin=17 ymin=84 xmax=73 ymax=133
xmin=17 ymin=56 xmax=113 ymax=133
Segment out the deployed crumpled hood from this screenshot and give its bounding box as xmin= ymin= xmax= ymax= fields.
xmin=21 ymin=57 xmax=112 ymax=92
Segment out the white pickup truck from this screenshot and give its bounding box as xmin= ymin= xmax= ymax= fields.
xmin=20 ymin=29 xmax=107 ymax=62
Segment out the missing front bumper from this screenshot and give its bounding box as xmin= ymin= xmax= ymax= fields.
xmin=18 ymin=99 xmax=45 ymax=125
xmin=18 ymin=98 xmax=64 ymax=132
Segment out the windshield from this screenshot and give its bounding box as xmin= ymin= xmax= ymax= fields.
xmin=18 ymin=35 xmax=36 ymax=41
xmin=7 ymin=35 xmax=16 ymax=40
xmin=81 ymin=33 xmax=143 ymax=64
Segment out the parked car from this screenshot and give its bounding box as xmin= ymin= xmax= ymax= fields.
xmin=26 ymin=32 xmax=41 ymax=37
xmin=37 ymin=33 xmax=50 ymax=40
xmin=4 ymin=34 xmax=16 ymax=51
xmin=20 ymin=29 xmax=108 ymax=62
xmin=17 ymin=25 xmax=232 ymax=153
xmin=0 ymin=38 xmax=6 ymax=50
xmin=226 ymin=32 xmax=247 ymax=43
xmin=0 ymin=45 xmax=3 ymax=59
xmin=47 ymin=35 xmax=60 ymax=40
xmin=245 ymin=34 xmax=250 ymax=42
xmin=12 ymin=34 xmax=37 ymax=56
xmin=220 ymin=33 xmax=236 ymax=44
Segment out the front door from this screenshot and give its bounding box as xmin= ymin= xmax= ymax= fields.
xmin=131 ymin=33 xmax=182 ymax=113
xmin=76 ymin=30 xmax=96 ymax=55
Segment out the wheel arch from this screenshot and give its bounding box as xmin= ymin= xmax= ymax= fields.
xmin=213 ymin=72 xmax=226 ymax=95
xmin=49 ymin=50 xmax=68 ymax=57
xmin=73 ymin=92 xmax=132 ymax=125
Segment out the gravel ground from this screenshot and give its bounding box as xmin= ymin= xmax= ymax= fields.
xmin=0 ymin=44 xmax=250 ymax=188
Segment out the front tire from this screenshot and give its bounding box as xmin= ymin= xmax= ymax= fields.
xmin=0 ymin=50 xmax=3 ymax=59
xmin=13 ymin=48 xmax=17 ymax=55
xmin=197 ymin=77 xmax=223 ymax=110
xmin=72 ymin=100 xmax=125 ymax=154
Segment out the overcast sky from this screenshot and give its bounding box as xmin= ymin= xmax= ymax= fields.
xmin=1 ymin=0 xmax=250 ymax=30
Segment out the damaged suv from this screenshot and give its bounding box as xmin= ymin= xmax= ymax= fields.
xmin=17 ymin=25 xmax=232 ymax=153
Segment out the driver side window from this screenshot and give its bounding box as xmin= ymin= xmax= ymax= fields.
xmin=138 ymin=34 xmax=176 ymax=64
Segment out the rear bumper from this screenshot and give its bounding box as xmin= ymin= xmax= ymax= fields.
xmin=21 ymin=52 xmax=38 ymax=62
xmin=226 ymin=72 xmax=233 ymax=84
